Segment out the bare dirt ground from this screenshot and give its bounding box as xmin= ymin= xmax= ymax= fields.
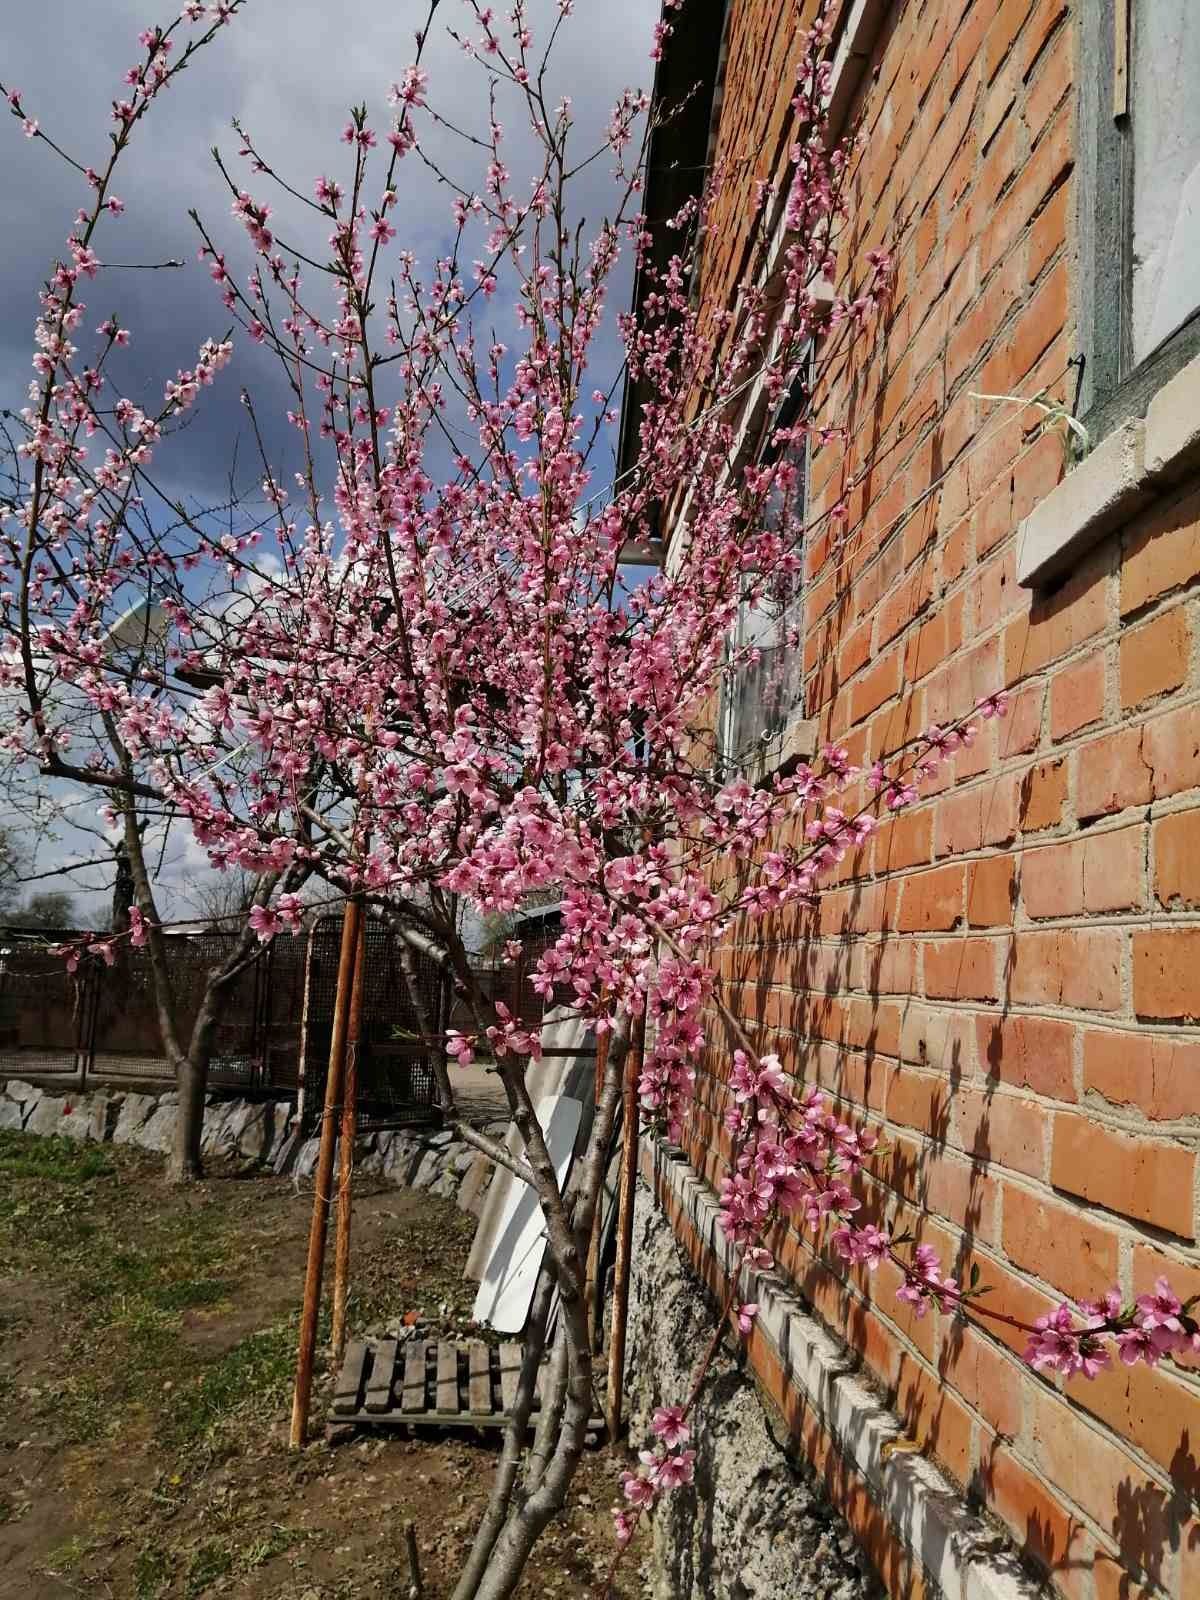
xmin=0 ymin=1130 xmax=646 ymax=1599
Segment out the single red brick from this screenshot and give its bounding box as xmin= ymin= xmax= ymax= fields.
xmin=1051 ymin=1112 xmax=1196 ymax=1237
xmin=1050 ymin=653 xmax=1105 ymax=739
xmin=1145 ymin=701 xmax=1200 ymax=799
xmin=1020 ymin=757 xmax=1067 ymax=831
xmin=1002 ymin=1181 xmax=1120 ymax=1299
xmin=1133 ymin=928 xmax=1200 ymax=1022
xmin=1154 ymin=809 xmax=1200 ymax=908
xmin=954 ymin=1087 xmax=1048 ymax=1179
xmin=1027 ymin=180 xmax=1068 ymax=284
xmin=967 ymin=855 xmax=1015 ymax=926
xmin=996 ymin=682 xmax=1042 ymax=758
xmin=850 ymin=649 xmax=903 ymax=725
xmin=977 ymin=1012 xmax=1076 ymax=1099
xmin=1009 ymin=928 xmax=1124 ymax=1011
xmin=983 ymin=1445 xmax=1085 ymax=1581
xmin=924 ymin=937 xmax=1000 ymax=1001
xmin=1119 ymin=605 xmax=1190 ymax=708
xmin=874 ymin=807 xmax=934 ymax=873
xmin=1121 ymin=484 xmax=1200 ymax=615
xmin=898 ymin=864 xmax=966 ymax=932
xmin=1081 ymin=825 xmax=1145 ymax=913
xmin=1020 ymin=838 xmax=1084 ymax=918
xmin=1076 ymin=726 xmax=1153 ymax=821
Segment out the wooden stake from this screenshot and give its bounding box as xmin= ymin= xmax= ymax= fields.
xmin=605 ymin=1010 xmax=645 ymax=1440
xmin=289 ymin=896 xmax=362 ymax=1449
xmin=330 ymin=912 xmax=367 ymax=1366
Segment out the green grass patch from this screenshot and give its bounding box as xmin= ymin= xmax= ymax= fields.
xmin=166 ymin=1321 xmax=296 ymax=1447
xmin=185 ymin=1540 xmax=233 ymax=1597
xmin=0 ymin=1129 xmax=113 ymax=1184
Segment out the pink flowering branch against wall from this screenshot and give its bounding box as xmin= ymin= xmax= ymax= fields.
xmin=1 ymin=2 xmax=1193 ymax=1596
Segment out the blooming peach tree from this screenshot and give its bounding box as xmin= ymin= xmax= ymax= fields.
xmin=1 ymin=2 xmax=1193 ymax=1595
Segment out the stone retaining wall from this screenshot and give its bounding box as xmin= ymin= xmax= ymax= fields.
xmin=0 ymin=1077 xmax=496 ymax=1212
xmin=626 ymin=1182 xmax=882 ymax=1600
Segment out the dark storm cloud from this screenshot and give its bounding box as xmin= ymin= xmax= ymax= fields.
xmin=1 ymin=0 xmax=656 ymax=504
xmin=1 ymin=0 xmax=657 ymax=920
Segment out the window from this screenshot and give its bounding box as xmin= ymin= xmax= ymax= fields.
xmin=1080 ymin=2 xmax=1200 ymax=437
xmin=718 ymin=399 xmax=809 ymax=779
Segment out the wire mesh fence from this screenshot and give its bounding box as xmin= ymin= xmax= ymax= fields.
xmin=0 ymin=917 xmax=446 ymax=1133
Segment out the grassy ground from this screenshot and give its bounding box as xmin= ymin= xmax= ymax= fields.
xmin=0 ymin=1129 xmax=643 ymax=1599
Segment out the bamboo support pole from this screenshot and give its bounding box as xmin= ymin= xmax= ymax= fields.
xmin=289 ymin=896 xmax=362 ymax=1449
xmin=330 ymin=912 xmax=367 ymax=1367
xmin=605 ymin=1010 xmax=645 ymax=1440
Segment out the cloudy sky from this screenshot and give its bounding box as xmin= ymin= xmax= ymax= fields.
xmin=1 ymin=0 xmax=659 ymax=924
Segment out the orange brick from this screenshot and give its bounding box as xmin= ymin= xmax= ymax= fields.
xmin=1031 ymin=1390 xmax=1172 ymax=1547
xmin=1022 ymin=827 xmax=1145 ymax=915
xmin=1076 ymin=726 xmax=1153 ymax=821
xmin=1121 ymin=485 xmax=1200 ymax=615
xmin=1009 ymin=927 xmax=1123 ymax=1011
xmin=1049 ymin=653 xmax=1105 ymax=739
xmin=874 ymin=807 xmax=934 ymax=872
xmin=1074 ymin=1340 xmax=1200 ymax=1480
xmin=850 ymin=649 xmax=902 ymax=724
xmin=977 ymin=1013 xmax=1075 ymax=1099
xmin=954 ymin=1087 xmax=1047 ymax=1179
xmin=1118 ymin=605 xmax=1190 ymax=708
xmin=1154 ymin=809 xmax=1200 ymax=908
xmin=982 ymin=1445 xmax=1085 ymax=1581
xmin=1002 ymin=1181 xmax=1119 ymax=1299
xmin=924 ymin=937 xmax=999 ymax=1001
xmin=1019 ymin=757 xmax=1067 ymax=831
xmin=1051 ymin=1112 xmax=1196 ymax=1237
xmin=1088 ymin=1030 xmax=1200 ymax=1120
xmin=1133 ymin=928 xmax=1200 ymax=1022
xmin=967 ymin=855 xmax=1014 ymax=926
xmin=1145 ymin=701 xmax=1200 ymax=799
xmin=898 ymin=864 xmax=965 ymax=932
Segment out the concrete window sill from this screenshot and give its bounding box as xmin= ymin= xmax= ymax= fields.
xmin=1017 ymin=348 xmax=1200 ymax=587
xmin=748 ymin=714 xmax=818 ymax=787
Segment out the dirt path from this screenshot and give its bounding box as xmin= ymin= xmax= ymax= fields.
xmin=0 ymin=1131 xmax=645 ymax=1599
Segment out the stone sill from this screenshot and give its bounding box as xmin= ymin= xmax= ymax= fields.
xmin=645 ymin=1139 xmax=1046 ymax=1600
xmin=1018 ymin=349 xmax=1200 ymax=587
xmin=748 ymin=714 xmax=818 ymax=787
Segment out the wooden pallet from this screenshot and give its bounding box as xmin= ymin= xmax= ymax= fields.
xmin=330 ymin=1338 xmax=604 ymax=1435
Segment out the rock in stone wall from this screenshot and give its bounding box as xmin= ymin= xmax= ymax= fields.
xmin=625 ymin=1183 xmax=882 ymax=1600
xmin=0 ymin=1076 xmax=498 ymax=1213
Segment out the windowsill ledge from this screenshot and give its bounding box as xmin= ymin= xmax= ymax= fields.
xmin=749 ymin=715 xmax=818 ymax=787
xmin=1017 ymin=350 xmax=1200 ymax=587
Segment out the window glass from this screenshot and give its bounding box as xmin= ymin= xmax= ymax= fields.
xmin=720 ymin=434 xmax=806 ymax=772
xmin=1131 ymin=2 xmax=1200 ymax=363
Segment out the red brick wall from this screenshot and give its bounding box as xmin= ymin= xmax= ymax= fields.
xmin=674 ymin=3 xmax=1200 ymax=1597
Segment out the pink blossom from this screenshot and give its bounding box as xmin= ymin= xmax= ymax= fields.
xmin=651 ymin=1405 xmax=690 ymax=1448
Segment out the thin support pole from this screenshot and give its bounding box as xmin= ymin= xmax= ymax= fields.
xmin=289 ymin=896 xmax=362 ymax=1449
xmin=584 ymin=1012 xmax=611 ymax=1354
xmin=330 ymin=912 xmax=367 ymax=1367
xmin=293 ymin=922 xmax=317 ymax=1131
xmin=605 ymin=1010 xmax=645 ymax=1441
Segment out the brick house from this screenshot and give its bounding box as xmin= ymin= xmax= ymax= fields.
xmin=621 ymin=3 xmax=1200 ymax=1597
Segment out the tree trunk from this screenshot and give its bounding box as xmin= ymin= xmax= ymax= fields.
xmin=170 ymin=1046 xmax=207 ymax=1183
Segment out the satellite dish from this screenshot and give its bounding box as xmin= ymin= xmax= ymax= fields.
xmin=102 ymin=598 xmax=169 ymax=655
